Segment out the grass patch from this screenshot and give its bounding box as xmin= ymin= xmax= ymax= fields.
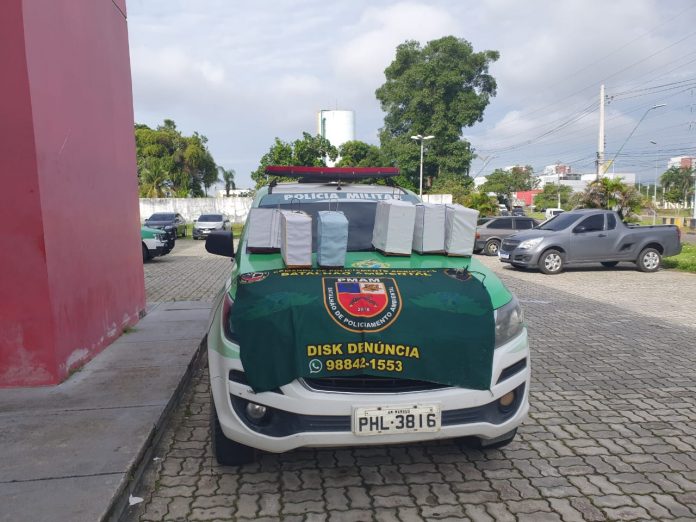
xmin=663 ymin=243 xmax=696 ymax=273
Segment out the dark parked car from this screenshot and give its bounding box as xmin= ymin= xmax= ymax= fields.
xmin=475 ymin=216 xmax=540 ymax=256
xmin=511 ymin=207 xmax=526 ymax=216
xmin=143 ymin=212 xmax=187 ymax=239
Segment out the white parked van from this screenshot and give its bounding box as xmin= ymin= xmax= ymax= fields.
xmin=545 ymin=208 xmax=564 ymax=219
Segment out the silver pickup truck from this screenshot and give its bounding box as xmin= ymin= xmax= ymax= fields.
xmin=498 ymin=209 xmax=682 ymax=274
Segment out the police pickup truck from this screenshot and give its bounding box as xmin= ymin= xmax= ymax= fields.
xmin=203 ymin=167 xmax=530 ymax=465
xmin=498 ymin=209 xmax=682 ymax=274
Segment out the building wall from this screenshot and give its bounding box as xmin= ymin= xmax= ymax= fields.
xmin=0 ymin=0 xmax=145 ymax=386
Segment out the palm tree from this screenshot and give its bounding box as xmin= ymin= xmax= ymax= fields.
xmin=139 ymin=158 xmax=170 ymax=198
xmin=218 ymin=166 xmax=236 ymax=196
xmin=579 ymin=178 xmax=642 ymax=220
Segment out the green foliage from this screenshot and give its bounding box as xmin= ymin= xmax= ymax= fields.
xmin=577 ymin=177 xmax=642 ymax=220
xmin=662 ymin=243 xmax=696 ymax=273
xmin=336 ymin=141 xmax=387 ymax=167
xmin=429 ymin=172 xmax=473 ymax=205
xmin=464 ymin=191 xmax=500 ymax=216
xmin=219 ymin=167 xmax=236 ymax=196
xmin=533 ymin=184 xmax=574 ymax=210
xmin=135 ymin=120 xmax=219 ymax=197
xmin=251 ymin=133 xmax=337 ymax=188
xmin=480 ymin=167 xmax=537 ymax=208
xmin=660 ymin=166 xmax=694 ymax=205
xmin=376 ymin=36 xmax=499 ymax=189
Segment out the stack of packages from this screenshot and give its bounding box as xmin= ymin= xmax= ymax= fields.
xmin=372 ymin=199 xmax=479 ymax=257
xmin=317 ymin=211 xmax=349 ymax=268
xmin=280 ymin=211 xmax=312 ymax=268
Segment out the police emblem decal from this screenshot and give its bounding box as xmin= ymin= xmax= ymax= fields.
xmin=322 ymin=277 xmax=401 ymax=332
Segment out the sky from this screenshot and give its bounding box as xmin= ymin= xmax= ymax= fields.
xmin=127 ymin=0 xmax=696 ymax=188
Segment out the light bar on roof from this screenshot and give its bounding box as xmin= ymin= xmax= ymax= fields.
xmin=264 ymin=165 xmax=400 ymax=179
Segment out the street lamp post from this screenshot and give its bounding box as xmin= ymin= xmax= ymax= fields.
xmin=411 ymin=134 xmax=434 ymax=197
xmin=608 ymin=104 xmax=666 ymax=175
xmin=650 ymin=140 xmax=658 ymax=206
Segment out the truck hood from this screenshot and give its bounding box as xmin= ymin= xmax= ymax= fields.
xmin=234 ymin=250 xmax=513 ymax=310
xmin=507 ymin=229 xmax=557 ymax=241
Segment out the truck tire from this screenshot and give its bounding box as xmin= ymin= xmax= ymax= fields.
xmin=484 ymin=239 xmax=501 ymax=256
xmin=601 ymin=261 xmax=619 ymax=268
xmin=210 ymin=397 xmax=256 ymax=466
xmin=538 ymin=249 xmax=564 ymax=275
xmin=636 ymin=247 xmax=661 ymax=273
xmin=142 ymin=243 xmax=150 ymax=262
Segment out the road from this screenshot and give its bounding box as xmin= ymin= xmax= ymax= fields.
xmin=132 ymin=241 xmax=696 ymax=521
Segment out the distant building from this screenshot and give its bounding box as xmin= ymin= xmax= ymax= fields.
xmin=667 ymin=156 xmax=695 ymax=170
xmin=543 ymin=163 xmax=572 ymax=176
xmin=473 ymin=176 xmax=488 ymax=188
xmin=317 ymin=110 xmax=355 ymax=166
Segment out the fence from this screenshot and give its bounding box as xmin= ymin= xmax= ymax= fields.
xmin=139 ymin=197 xmax=253 ymax=224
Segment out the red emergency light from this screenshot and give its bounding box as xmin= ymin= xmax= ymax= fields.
xmin=264 ymin=165 xmax=399 ymax=180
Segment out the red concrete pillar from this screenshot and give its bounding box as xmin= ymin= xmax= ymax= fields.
xmin=0 ymin=0 xmax=145 ymax=387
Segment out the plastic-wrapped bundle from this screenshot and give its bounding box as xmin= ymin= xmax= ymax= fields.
xmin=246 ymin=208 xmax=281 ymax=252
xmin=444 ymin=204 xmax=479 ymax=256
xmin=413 ymin=203 xmax=446 ymax=254
xmin=317 ymin=211 xmax=348 ymax=268
xmin=280 ymin=211 xmax=312 ymax=268
xmin=371 ymin=199 xmax=416 ymax=255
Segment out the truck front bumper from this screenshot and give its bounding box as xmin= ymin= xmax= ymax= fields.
xmin=207 ymin=300 xmax=530 ymax=453
xmin=498 ymin=247 xmax=541 ymax=267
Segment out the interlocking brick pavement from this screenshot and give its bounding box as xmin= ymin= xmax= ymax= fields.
xmin=129 ymin=244 xmax=696 ymax=521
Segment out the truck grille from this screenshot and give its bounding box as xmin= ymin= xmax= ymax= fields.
xmin=501 ymin=239 xmax=520 ymax=251
xmin=303 ymin=376 xmax=450 ymax=393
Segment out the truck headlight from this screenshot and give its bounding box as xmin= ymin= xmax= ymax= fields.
xmin=494 ymin=296 xmax=524 ymax=348
xmin=518 ymin=237 xmax=543 ymax=250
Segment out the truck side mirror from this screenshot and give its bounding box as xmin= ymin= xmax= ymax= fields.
xmin=573 ymin=225 xmax=586 ymax=233
xmin=206 ymin=230 xmax=235 ymax=257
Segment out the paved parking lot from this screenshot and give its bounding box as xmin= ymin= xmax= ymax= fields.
xmin=133 ymin=241 xmax=696 ymax=521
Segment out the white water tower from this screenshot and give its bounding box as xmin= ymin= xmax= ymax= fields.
xmin=317 ymin=110 xmax=355 ymax=166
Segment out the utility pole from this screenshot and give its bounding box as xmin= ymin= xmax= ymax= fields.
xmin=596 ymin=84 xmax=605 ymax=180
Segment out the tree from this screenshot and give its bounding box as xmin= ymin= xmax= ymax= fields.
xmin=660 ymin=166 xmax=694 ymax=206
xmin=480 ymin=167 xmax=537 ymax=209
xmin=336 ymin=141 xmax=386 ymax=167
xmin=138 ymin=156 xmax=171 ymax=198
xmin=464 ymin=191 xmax=500 ymax=216
xmin=251 ymin=133 xmax=337 ymax=188
xmin=534 ymin=183 xmax=574 ymax=210
xmin=376 ymin=36 xmax=499 ymax=189
xmin=135 ymin=120 xmax=218 ymax=197
xmin=578 ymin=177 xmax=642 ymax=220
xmin=429 ymin=172 xmax=473 ymax=205
xmin=219 ymin=167 xmax=236 ymax=196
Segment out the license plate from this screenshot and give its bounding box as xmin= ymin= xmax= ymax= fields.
xmin=352 ymin=404 xmax=441 ymax=436
xmin=499 ymin=252 xmax=510 ymax=259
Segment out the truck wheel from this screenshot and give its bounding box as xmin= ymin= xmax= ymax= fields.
xmin=636 ymin=247 xmax=661 ymax=273
xmin=601 ymin=261 xmax=619 ymax=268
xmin=484 ymin=239 xmax=501 ymax=256
xmin=539 ymin=249 xmax=564 ymax=274
xmin=210 ymin=397 xmax=256 ymax=466
xmin=142 ymin=243 xmax=150 ymax=262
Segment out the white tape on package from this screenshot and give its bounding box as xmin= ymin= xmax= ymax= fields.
xmin=280 ymin=210 xmax=312 ymax=268
xmin=444 ymin=204 xmax=479 ymax=256
xmin=413 ymin=203 xmax=446 ymax=254
xmin=371 ymin=200 xmax=416 ymax=255
xmin=246 ymin=208 xmax=281 ymax=252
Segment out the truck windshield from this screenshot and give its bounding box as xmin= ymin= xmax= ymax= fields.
xmin=537 ymin=212 xmax=581 ymax=231
xmin=258 ymin=194 xmax=419 ymax=251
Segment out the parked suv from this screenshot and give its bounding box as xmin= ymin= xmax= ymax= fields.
xmin=475 ymin=216 xmax=539 ymax=256
xmin=143 ymin=212 xmax=187 ymax=238
xmin=203 ymin=168 xmax=530 ymax=466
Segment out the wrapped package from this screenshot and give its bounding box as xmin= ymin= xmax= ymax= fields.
xmin=246 ymin=208 xmax=281 ymax=252
xmin=317 ymin=211 xmax=349 ymax=268
xmin=413 ymin=203 xmax=446 ymax=254
xmin=371 ymin=199 xmax=416 ymax=255
xmin=444 ymin=204 xmax=479 ymax=256
xmin=280 ymin=210 xmax=312 ymax=268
